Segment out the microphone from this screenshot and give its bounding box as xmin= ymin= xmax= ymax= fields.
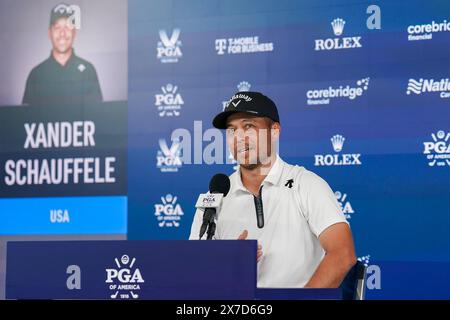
xmin=195 ymin=173 xmax=230 ymax=239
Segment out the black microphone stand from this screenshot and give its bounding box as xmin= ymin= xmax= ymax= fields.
xmin=206 ymin=220 xmax=216 ymax=240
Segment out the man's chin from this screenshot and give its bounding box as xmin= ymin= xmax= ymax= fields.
xmin=239 ymin=163 xmax=259 ymax=171
xmin=237 ymin=157 xmax=260 ymax=170
xmin=55 ymin=46 xmax=72 ymax=54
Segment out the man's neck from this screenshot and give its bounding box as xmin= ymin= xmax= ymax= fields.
xmin=240 ymin=154 xmax=277 ymax=196
xmin=52 ymin=48 xmax=73 ymax=66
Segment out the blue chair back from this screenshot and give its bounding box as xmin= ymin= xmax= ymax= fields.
xmin=340 ymin=261 xmax=367 ymax=300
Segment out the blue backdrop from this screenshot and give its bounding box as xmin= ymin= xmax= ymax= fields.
xmin=1 ymin=0 xmax=450 ymax=299
xmin=128 ymin=0 xmax=450 ymax=299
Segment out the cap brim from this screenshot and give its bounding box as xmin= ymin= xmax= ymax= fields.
xmin=212 ymin=110 xmax=242 ymax=129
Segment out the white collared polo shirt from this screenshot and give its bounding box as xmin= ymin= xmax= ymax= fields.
xmin=189 ymin=155 xmax=348 ymax=288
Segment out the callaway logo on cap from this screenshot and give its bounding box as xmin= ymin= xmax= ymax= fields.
xmin=212 ymin=91 xmax=280 ymax=129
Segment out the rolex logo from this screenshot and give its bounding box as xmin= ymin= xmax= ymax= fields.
xmin=315 ymin=18 xmax=361 ymax=51
xmin=237 ymin=81 xmax=251 ymax=92
xmin=331 ymin=134 xmax=345 ymax=152
xmin=331 ymin=18 xmax=346 ymax=36
xmin=315 ymin=134 xmax=361 ymax=166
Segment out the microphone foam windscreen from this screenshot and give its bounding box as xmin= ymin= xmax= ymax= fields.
xmin=209 ymin=173 xmax=231 ymax=196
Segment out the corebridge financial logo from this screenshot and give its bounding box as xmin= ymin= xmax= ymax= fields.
xmin=407 ymin=19 xmax=450 ymax=41
xmin=315 ymin=18 xmax=362 ymax=51
xmin=105 ymin=255 xmax=145 ymax=299
xmin=406 ymin=78 xmax=450 ymax=98
xmin=306 ymin=78 xmax=370 ymax=105
xmin=358 ymin=255 xmax=381 ymax=290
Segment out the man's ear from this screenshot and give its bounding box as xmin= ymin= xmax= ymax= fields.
xmin=271 ymin=122 xmax=280 ymax=140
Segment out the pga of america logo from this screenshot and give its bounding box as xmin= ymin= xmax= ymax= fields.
xmin=156 ymin=138 xmax=183 ymax=172
xmin=306 ymin=78 xmax=370 ymax=106
xmin=201 ymin=194 xmax=217 ymax=205
xmin=157 ymin=28 xmax=182 ymax=63
xmin=154 ymin=194 xmax=184 ymax=227
xmin=155 ymin=84 xmax=184 ymax=117
xmin=406 ymin=78 xmax=450 ymax=99
xmin=314 ymin=134 xmax=362 ymax=166
xmin=215 ymin=36 xmax=274 ymax=55
xmin=105 ymin=255 xmax=144 ymax=299
xmin=335 ymin=191 xmax=355 ymax=220
xmin=315 ymin=18 xmax=362 ymax=51
xmin=222 ymin=81 xmax=252 ymax=110
xmin=423 ymin=130 xmax=450 ymax=167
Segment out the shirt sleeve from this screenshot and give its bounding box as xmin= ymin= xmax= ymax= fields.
xmin=22 ymin=70 xmax=36 ymax=105
xmin=298 ymin=170 xmax=348 ymax=238
xmin=83 ymin=63 xmax=103 ymax=104
xmin=90 ymin=66 xmax=103 ymax=102
xmin=188 ymin=208 xmax=205 ymax=240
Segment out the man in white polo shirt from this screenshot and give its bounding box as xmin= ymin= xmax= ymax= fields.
xmin=189 ymin=91 xmax=356 ymax=288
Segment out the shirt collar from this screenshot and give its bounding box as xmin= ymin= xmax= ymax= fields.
xmin=49 ymin=48 xmax=76 ymax=67
xmin=231 ymin=155 xmax=284 ymax=194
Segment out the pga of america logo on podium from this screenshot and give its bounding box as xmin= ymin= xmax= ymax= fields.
xmin=105 ymin=255 xmax=145 ymax=299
